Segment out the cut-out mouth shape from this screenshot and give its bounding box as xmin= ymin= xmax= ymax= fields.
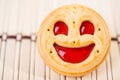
xmin=54 ymin=43 xmax=95 ymax=63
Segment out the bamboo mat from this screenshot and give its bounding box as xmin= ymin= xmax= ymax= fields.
xmin=0 ymin=0 xmax=120 ymax=80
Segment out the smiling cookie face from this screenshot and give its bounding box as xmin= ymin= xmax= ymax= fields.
xmin=37 ymin=4 xmax=111 ymax=76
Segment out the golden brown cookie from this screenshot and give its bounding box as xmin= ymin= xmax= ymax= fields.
xmin=37 ymin=4 xmax=111 ymax=76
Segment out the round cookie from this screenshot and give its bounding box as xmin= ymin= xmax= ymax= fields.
xmin=37 ymin=4 xmax=111 ymax=76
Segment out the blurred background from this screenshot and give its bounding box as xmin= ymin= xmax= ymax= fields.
xmin=0 ymin=0 xmax=120 ymax=80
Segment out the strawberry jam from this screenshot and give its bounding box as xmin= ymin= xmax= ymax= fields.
xmin=54 ymin=21 xmax=68 ymax=35
xmin=54 ymin=43 xmax=95 ymax=63
xmin=80 ymin=21 xmax=94 ymax=35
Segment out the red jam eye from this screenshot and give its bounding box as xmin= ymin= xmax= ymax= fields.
xmin=54 ymin=21 xmax=68 ymax=35
xmin=80 ymin=21 xmax=94 ymax=35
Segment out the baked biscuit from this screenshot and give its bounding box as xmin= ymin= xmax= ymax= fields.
xmin=37 ymin=4 xmax=111 ymax=76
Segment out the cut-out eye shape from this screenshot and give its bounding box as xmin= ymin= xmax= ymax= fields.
xmin=80 ymin=21 xmax=94 ymax=35
xmin=54 ymin=21 xmax=68 ymax=35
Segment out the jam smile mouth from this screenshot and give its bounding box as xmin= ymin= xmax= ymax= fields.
xmin=54 ymin=43 xmax=95 ymax=63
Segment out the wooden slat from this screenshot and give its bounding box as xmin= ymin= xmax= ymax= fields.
xmin=35 ymin=44 xmax=45 ymax=80
xmin=119 ymin=44 xmax=120 ymax=53
xmin=7 ymin=0 xmax=18 ymax=35
xmin=106 ymin=53 xmax=112 ymax=80
xmin=29 ymin=0 xmax=38 ymax=34
xmin=17 ymin=0 xmax=31 ymax=35
xmin=30 ymin=41 xmax=35 ymax=80
xmin=119 ymin=43 xmax=120 ymax=68
xmin=76 ymin=77 xmax=82 ymax=80
xmin=19 ymin=0 xmax=39 ymax=36
xmin=46 ymin=66 xmax=50 ymax=80
xmin=3 ymin=39 xmax=16 ymax=80
xmin=0 ymin=38 xmax=1 ymax=55
xmin=111 ymin=0 xmax=120 ymax=35
xmin=91 ymin=70 xmax=97 ymax=80
xmin=110 ymin=41 xmax=120 ymax=80
xmin=0 ymin=40 xmax=6 ymax=80
xmin=19 ymin=39 xmax=31 ymax=80
xmin=118 ymin=36 xmax=120 ymax=43
xmin=66 ymin=76 xmax=76 ymax=80
xmin=1 ymin=0 xmax=9 ymax=33
xmin=73 ymin=0 xmax=98 ymax=8
xmin=60 ymin=75 xmax=66 ymax=80
xmin=16 ymin=1 xmax=22 ymax=34
xmin=22 ymin=0 xmax=32 ymax=35
xmin=50 ymin=69 xmax=60 ymax=80
xmin=96 ymin=61 xmax=107 ymax=80
xmin=78 ymin=77 xmax=82 ymax=80
xmin=13 ymin=38 xmax=21 ymax=80
xmin=82 ymin=73 xmax=91 ymax=80
xmin=54 ymin=0 xmax=73 ymax=7
xmin=0 ymin=0 xmax=6 ymax=35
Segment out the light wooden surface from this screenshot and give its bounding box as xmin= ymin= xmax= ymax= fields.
xmin=0 ymin=0 xmax=120 ymax=80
